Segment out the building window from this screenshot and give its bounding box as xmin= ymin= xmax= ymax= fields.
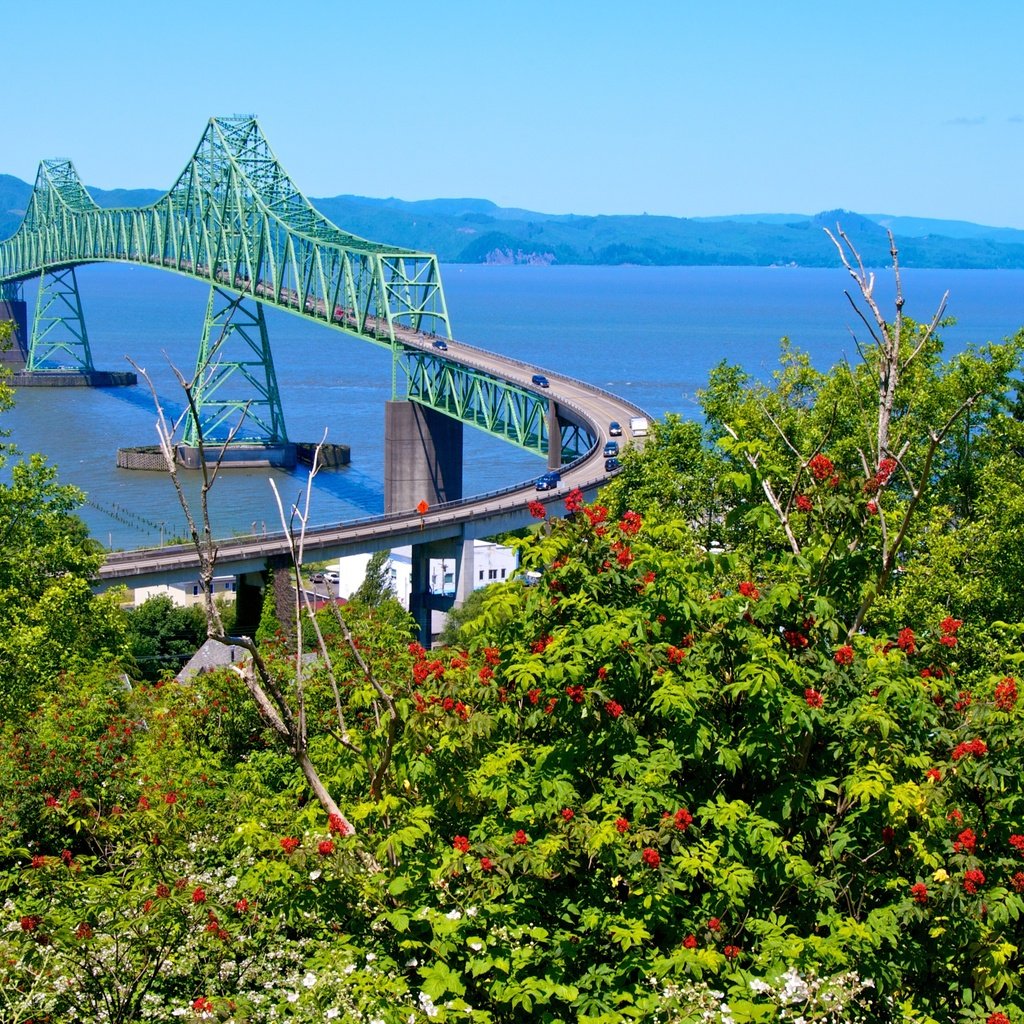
xmin=479 ymin=570 xmax=485 ymax=580
xmin=488 ymin=569 xmax=498 ymax=580
xmin=501 ymin=568 xmax=507 ymax=578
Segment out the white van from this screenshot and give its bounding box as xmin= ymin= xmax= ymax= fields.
xmin=629 ymin=416 xmax=649 ymax=437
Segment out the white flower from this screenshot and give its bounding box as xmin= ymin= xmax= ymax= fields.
xmin=309 ymin=868 xmax=322 ymax=881
xmin=286 ymin=991 xmax=300 ymax=1003
xmin=225 ymin=875 xmax=238 ymax=889
xmin=418 ymin=991 xmax=439 ymax=1018
xmin=445 ymin=909 xmax=462 ymax=920
xmin=365 ymin=952 xmax=376 ymax=961
xmin=344 ymin=964 xmax=357 ymax=974
xmin=749 ymin=979 xmax=772 ymax=994
xmin=405 ymin=957 xmax=419 ymax=967
xmin=469 ymin=941 xmax=483 ymax=952
xmin=302 ymin=971 xmax=317 ymax=988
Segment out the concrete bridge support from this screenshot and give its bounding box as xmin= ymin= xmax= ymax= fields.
xmin=408 ymin=538 xmax=459 ymax=646
xmin=0 ymin=298 xmax=28 ymax=368
xmin=384 ymin=400 xmax=463 ymax=514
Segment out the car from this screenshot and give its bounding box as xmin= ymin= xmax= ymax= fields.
xmin=602 ymin=440 xmax=619 ymax=458
xmin=323 ymin=571 xmax=340 ymax=585
xmin=608 ymin=420 xmax=622 ymax=436
xmin=534 ymin=470 xmax=561 ymax=491
xmin=605 ymin=457 xmax=621 ymax=471
xmin=432 ymin=338 xmax=448 ymax=351
xmin=308 ymin=571 xmax=325 ymax=584
xmin=531 ymin=373 xmax=550 ymax=388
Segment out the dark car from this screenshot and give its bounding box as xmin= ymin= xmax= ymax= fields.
xmin=602 ymin=440 xmax=619 ymax=458
xmin=308 ymin=571 xmax=325 ymax=584
xmin=535 ymin=470 xmax=561 ymax=491
xmin=608 ymin=420 xmax=622 ymax=436
xmin=531 ymin=373 xmax=550 ymax=388
xmin=432 ymin=339 xmax=448 ymax=351
xmin=605 ymin=457 xmax=621 ymax=471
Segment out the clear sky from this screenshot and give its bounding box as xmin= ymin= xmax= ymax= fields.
xmin=6 ymin=0 xmax=1024 ymax=227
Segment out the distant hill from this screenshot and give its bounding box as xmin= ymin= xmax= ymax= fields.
xmin=2 ymin=172 xmax=1024 ymax=269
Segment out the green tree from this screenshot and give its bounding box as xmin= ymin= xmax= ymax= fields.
xmin=351 ymin=549 xmax=393 ymax=607
xmin=125 ymin=594 xmax=207 ymax=681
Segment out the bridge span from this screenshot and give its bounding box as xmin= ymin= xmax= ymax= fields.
xmin=0 ymin=115 xmax=651 ymax=641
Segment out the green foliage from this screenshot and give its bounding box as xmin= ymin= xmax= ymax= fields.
xmin=125 ymin=594 xmax=207 ymax=681
xmin=352 ymin=548 xmax=394 ymax=607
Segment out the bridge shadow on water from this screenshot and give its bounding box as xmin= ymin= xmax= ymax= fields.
xmin=97 ymin=382 xmax=186 ymax=424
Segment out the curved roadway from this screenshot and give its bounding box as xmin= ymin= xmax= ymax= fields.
xmin=97 ymin=332 xmax=650 ymax=589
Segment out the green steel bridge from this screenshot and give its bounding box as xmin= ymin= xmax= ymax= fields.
xmin=0 ymin=115 xmax=593 ymax=461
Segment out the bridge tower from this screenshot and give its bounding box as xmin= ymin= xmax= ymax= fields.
xmin=176 ymin=287 xmax=293 ymax=468
xmin=28 ymin=267 xmax=94 ymax=372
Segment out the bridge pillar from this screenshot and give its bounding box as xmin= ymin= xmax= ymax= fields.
xmin=547 ymin=400 xmax=562 ymax=470
xmin=384 ymin=400 xmax=463 ymax=514
xmin=0 ymin=293 xmax=28 ymax=368
xmin=408 ymin=538 xmax=459 ymax=647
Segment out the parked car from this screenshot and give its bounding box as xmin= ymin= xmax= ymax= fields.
xmin=432 ymin=339 xmax=448 ymax=351
xmin=308 ymin=571 xmax=325 ymax=584
xmin=535 ymin=470 xmax=561 ymax=491
xmin=603 ymin=440 xmax=619 ymax=458
xmin=323 ymin=571 xmax=340 ymax=585
xmin=531 ymin=373 xmax=550 ymax=388
xmin=605 ymin=457 xmax=621 ymax=471
xmin=608 ymin=420 xmax=622 ymax=436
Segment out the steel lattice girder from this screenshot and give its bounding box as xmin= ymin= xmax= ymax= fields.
xmin=0 ymin=118 xmax=452 ymax=359
xmin=28 ymin=266 xmax=94 ymax=371
xmin=182 ymin=286 xmax=287 ymax=446
xmin=401 ymin=349 xmax=596 ymax=460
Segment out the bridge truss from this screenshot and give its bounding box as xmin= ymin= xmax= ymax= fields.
xmin=0 ymin=116 xmax=592 ymax=461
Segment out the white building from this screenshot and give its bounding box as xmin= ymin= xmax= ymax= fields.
xmin=131 ymin=576 xmax=238 ymax=608
xmin=331 ymin=540 xmax=518 ymax=609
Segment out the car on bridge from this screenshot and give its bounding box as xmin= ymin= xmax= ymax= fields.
xmin=603 ymin=440 xmax=620 ymax=458
xmin=535 ymin=470 xmax=561 ymax=491
xmin=432 ymin=339 xmax=448 ymax=351
xmin=608 ymin=420 xmax=622 ymax=436
xmin=531 ymin=373 xmax=550 ymax=388
xmin=605 ymin=457 xmax=621 ymax=471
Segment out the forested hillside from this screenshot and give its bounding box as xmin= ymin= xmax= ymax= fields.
xmin=1 ymin=238 xmax=1023 ymax=1023
xmin=4 ymin=171 xmax=1024 ymax=267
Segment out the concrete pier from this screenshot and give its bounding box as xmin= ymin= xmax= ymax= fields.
xmin=384 ymin=399 xmax=463 ymax=513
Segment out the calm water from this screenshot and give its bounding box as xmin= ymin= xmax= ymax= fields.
xmin=5 ymin=264 xmax=1023 ymax=548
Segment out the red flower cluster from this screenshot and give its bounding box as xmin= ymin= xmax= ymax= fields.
xmin=528 ymin=500 xmax=547 ymax=519
xmin=193 ymin=997 xmax=215 ymax=1014
xmin=280 ymin=837 xmax=300 ymax=854
xmin=328 ymin=813 xmax=348 ymax=835
xmin=804 ymin=688 xmax=824 ymax=709
xmin=585 ymin=504 xmax=609 ymax=526
xmin=604 ymin=700 xmax=623 ymax=718
xmin=453 ymin=835 xmax=470 ymax=852
xmin=619 ymin=510 xmax=643 ymax=535
xmin=996 ymin=677 xmax=1019 ymax=711
xmin=1009 ymin=834 xmax=1024 ymax=855
xmin=738 ymin=581 xmax=760 ymax=600
xmin=708 ymin=917 xmax=721 ymax=931
xmin=75 ymin=921 xmax=93 ymax=940
xmin=565 ymin=684 xmax=586 ymax=704
xmin=897 ymin=628 xmax=917 ymax=654
xmin=20 ymin=915 xmax=40 ymax=931
xmin=615 ymin=818 xmax=630 ymax=833
xmin=666 ymin=644 xmax=688 ymax=664
xmin=833 ymin=645 xmax=854 ymax=665
xmin=156 ymin=882 xmax=171 ymax=899
xmin=910 ymin=882 xmax=928 ymax=904
xmin=641 ymin=847 xmax=660 ymax=868
xmin=954 ymin=691 xmax=972 ymax=712
xmin=564 ymin=488 xmax=584 ymax=513
xmin=478 ymin=666 xmax=494 ymax=683
xmin=986 ymin=1013 xmax=1011 ymax=1024
xmin=561 ymin=808 xmax=574 ymax=821
xmin=784 ymin=629 xmax=808 ymax=649
xmin=532 ymin=635 xmax=553 ymax=654
xmin=512 ymin=829 xmax=529 ymax=846
xmin=1013 ymin=872 xmax=1024 ymax=893
xmin=191 ymin=887 xmax=207 ymax=904
xmin=480 ymin=857 xmax=494 ymax=872
xmin=796 ymin=494 xmax=813 ymax=512
xmin=528 ymin=688 xmax=542 ymax=705
xmin=616 ymin=547 xmax=634 ymax=568
xmin=723 ymin=944 xmax=741 ymax=959
xmin=963 ymin=868 xmax=986 ymax=894
xmin=484 ymin=646 xmax=501 ymax=666
xmin=954 ymin=828 xmax=977 ymax=855
xmin=683 ymin=934 xmax=697 ymax=948
xmin=234 ymin=898 xmax=249 ymax=913
xmin=673 ymin=808 xmax=693 ymax=831
xmin=866 ymin=500 xmax=879 ymax=515
xmin=926 ymin=768 xmax=942 ymax=783
xmin=952 ymin=739 xmax=988 ymax=761
xmin=876 ymin=457 xmax=897 ymax=484
xmin=808 ymin=453 xmax=834 ymax=481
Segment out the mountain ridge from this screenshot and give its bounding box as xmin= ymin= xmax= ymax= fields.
xmin=2 ymin=173 xmax=1023 ymax=269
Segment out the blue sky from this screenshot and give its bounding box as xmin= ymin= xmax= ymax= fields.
xmin=7 ymin=1 xmax=1024 ymax=227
